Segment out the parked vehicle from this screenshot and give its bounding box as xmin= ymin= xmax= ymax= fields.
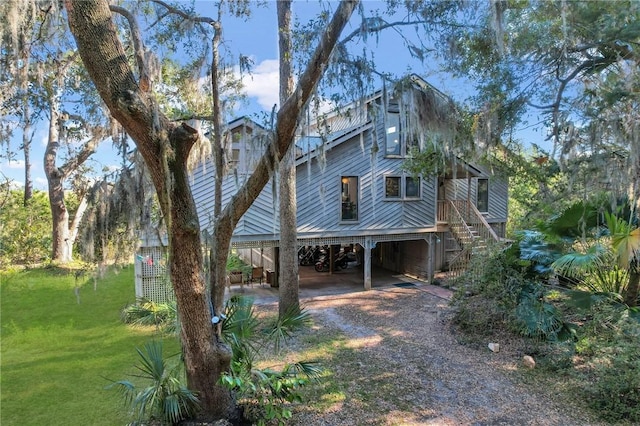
xmin=314 ymin=250 xmax=348 ymax=272
xmin=299 ymin=246 xmax=321 ymax=266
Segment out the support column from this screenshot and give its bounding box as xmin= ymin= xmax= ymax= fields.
xmin=427 ymin=235 xmax=435 ymax=283
xmin=363 ymin=238 xmax=375 ymax=291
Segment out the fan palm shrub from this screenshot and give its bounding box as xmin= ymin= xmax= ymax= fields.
xmin=219 ymin=295 xmax=322 ymax=425
xmin=108 ymin=340 xmax=200 ymax=425
xmin=121 ymin=298 xmax=178 ymax=334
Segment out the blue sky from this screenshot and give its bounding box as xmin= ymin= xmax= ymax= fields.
xmin=0 ymin=1 xmax=548 ymax=190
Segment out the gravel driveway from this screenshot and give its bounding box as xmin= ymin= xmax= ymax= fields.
xmin=257 ymin=284 xmax=604 ymax=426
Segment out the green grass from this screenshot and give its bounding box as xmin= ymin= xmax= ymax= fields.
xmin=0 ymin=266 xmax=180 ymax=426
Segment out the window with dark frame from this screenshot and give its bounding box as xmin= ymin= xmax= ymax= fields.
xmin=385 ymin=175 xmax=421 ymax=200
xmin=341 ymin=176 xmax=359 ymax=221
xmin=477 ymin=178 xmax=489 ymax=212
xmin=405 ymin=176 xmax=420 ymax=198
xmin=385 ymin=176 xmax=401 ymax=198
xmin=385 ymin=113 xmax=401 ymax=156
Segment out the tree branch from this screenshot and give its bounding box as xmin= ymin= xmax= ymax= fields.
xmin=109 ymin=4 xmax=152 ymax=92
xmin=58 ymin=128 xmax=107 ymax=178
xmin=217 ymin=0 xmax=360 ymax=232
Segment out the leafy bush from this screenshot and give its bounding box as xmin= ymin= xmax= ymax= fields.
xmin=108 ymin=340 xmax=200 ymax=425
xmin=581 ymin=305 xmax=640 ymax=422
xmin=453 ymin=243 xmax=574 ymax=342
xmin=0 ymin=189 xmax=52 ymax=266
xmin=121 ymin=298 xmax=178 ymax=334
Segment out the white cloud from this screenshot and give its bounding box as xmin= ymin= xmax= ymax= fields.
xmin=238 ymin=59 xmax=280 ymax=111
xmin=4 ymin=159 xmax=25 ymax=169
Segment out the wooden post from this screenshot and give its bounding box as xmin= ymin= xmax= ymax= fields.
xmin=427 ymin=236 xmax=435 ymax=283
xmin=363 ymin=239 xmax=373 ymax=290
xmin=273 ymin=246 xmax=280 ymax=287
xmin=329 ymin=245 xmax=335 ymax=274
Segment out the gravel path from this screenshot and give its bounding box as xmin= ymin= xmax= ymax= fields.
xmin=258 ymin=284 xmax=604 ymax=426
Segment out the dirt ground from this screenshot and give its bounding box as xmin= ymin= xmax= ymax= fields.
xmin=255 ymin=284 xmax=605 ymax=426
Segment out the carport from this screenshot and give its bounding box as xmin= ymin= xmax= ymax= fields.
xmin=227 ymin=260 xmax=423 ymax=303
xmin=232 ymin=233 xmax=437 ymax=294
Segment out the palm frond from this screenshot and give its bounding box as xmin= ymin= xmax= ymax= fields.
xmin=551 ymin=244 xmax=606 ymax=278
xmin=269 ymin=306 xmax=312 ymax=352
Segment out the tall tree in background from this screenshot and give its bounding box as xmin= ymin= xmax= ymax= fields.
xmin=1 ymin=0 xmax=45 ymax=204
xmin=277 ymin=0 xmax=299 ymax=317
xmin=66 ymin=0 xmax=358 ymax=420
xmin=1 ymin=0 xmax=110 ymax=263
xmin=444 ymin=0 xmax=640 ymax=207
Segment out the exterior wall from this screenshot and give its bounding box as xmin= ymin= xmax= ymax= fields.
xmin=296 ymin=127 xmax=438 ymax=237
xmin=400 ymin=239 xmax=430 ymax=278
xmin=443 ymin=174 xmax=508 ymax=226
xmin=487 ymin=176 xmax=509 ymax=227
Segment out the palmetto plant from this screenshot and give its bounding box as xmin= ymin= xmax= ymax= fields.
xmin=108 ymin=341 xmax=200 ymax=425
xmin=121 ymin=299 xmax=178 ymax=334
xmin=552 ymin=211 xmax=640 ymax=307
xmin=219 ymin=295 xmax=321 ymax=425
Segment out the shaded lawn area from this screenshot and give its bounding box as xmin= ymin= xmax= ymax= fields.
xmin=1 ymin=266 xmax=180 ymax=426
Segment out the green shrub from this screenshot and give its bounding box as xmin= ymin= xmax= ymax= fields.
xmin=0 ymin=189 xmax=52 ymax=266
xmin=108 ymin=340 xmax=199 ymax=425
xmin=575 ymin=303 xmax=640 ymax=422
xmin=219 ymin=296 xmax=321 ymax=425
xmin=121 ymin=298 xmax=178 ymax=334
xmin=588 ymin=354 xmax=640 ymax=422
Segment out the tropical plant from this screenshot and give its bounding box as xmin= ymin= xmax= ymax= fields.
xmin=219 ymin=295 xmax=321 ymax=425
xmin=121 ymin=299 xmax=178 ymax=334
xmin=108 ymin=340 xmax=199 ymax=426
xmin=551 ymin=209 xmax=640 ymax=307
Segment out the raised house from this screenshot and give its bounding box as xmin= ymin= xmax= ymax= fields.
xmin=190 ymin=75 xmax=508 ymax=290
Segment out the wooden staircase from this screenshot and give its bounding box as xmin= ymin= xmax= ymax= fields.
xmin=444 ymin=200 xmax=500 ymax=279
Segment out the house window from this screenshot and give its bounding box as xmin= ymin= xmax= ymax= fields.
xmin=385 ymin=176 xmax=401 ymax=198
xmin=477 ymin=179 xmax=489 ymax=212
xmin=341 ymin=176 xmax=358 ymax=221
xmin=385 ymin=113 xmax=401 ymax=156
xmin=385 ymin=110 xmax=420 ymax=157
xmin=405 ymin=176 xmax=420 ymax=198
xmin=385 ymin=175 xmax=421 ymax=200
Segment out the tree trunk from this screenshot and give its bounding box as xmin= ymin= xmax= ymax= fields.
xmin=277 ymin=0 xmax=300 ymax=317
xmin=209 ymin=12 xmax=228 ymax=318
xmin=625 ymin=265 xmax=639 ymax=307
xmin=67 ymin=0 xmax=359 ymax=420
xmin=66 ymin=1 xmax=234 ymax=419
xmin=44 ymin=101 xmax=72 ymax=263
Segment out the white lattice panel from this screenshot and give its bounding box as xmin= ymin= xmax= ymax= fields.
xmin=134 ymin=246 xmax=174 ymax=304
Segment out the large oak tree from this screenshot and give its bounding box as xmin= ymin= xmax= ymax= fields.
xmin=65 ymin=0 xmax=358 ymax=419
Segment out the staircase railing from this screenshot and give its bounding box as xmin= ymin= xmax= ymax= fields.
xmin=447 ymin=201 xmax=476 ymax=248
xmin=445 ymin=200 xmax=501 ymax=278
xmin=446 ymin=201 xmax=479 ymax=278
xmin=449 ymin=200 xmax=500 ymax=243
